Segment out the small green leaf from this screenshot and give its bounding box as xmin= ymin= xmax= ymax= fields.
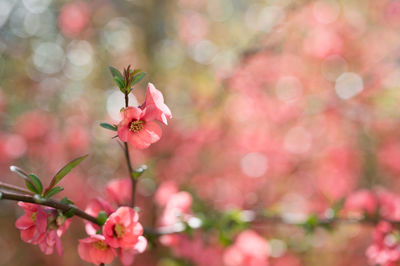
xmin=301 ymin=214 xmax=319 ymax=234
xmin=48 ymin=155 xmax=88 ymax=190
xmin=64 ymin=208 xmax=75 ymax=218
xmin=28 ymin=174 xmax=43 ymax=195
xmin=131 ymin=165 xmax=147 ymax=180
xmin=45 ymin=187 xmax=64 ymax=198
xmin=129 ymin=72 xmax=145 ymax=87
xmin=25 ymin=181 xmax=39 ymax=194
xmin=60 ymin=197 xmax=74 ymax=205
xmin=109 ymin=66 xmax=123 ymax=80
xmin=100 ymin=123 xmax=118 ymax=131
xmin=114 ymin=76 xmax=125 ymax=90
xmin=97 ymin=211 xmax=108 ymax=225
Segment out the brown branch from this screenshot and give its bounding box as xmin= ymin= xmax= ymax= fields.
xmin=0 ymin=190 xmax=99 ymax=225
xmin=0 ymin=181 xmax=33 ymax=195
xmin=122 ymin=89 xmax=137 ymax=207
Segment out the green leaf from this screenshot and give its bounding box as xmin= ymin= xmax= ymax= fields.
xmin=48 ymin=155 xmax=88 ymax=190
xmin=109 ymin=66 xmax=123 ymax=80
xmin=301 ymin=214 xmax=319 ymax=234
xmin=100 ymin=123 xmax=118 ymax=131
xmin=131 ymin=165 xmax=147 ymax=180
xmin=28 ymin=174 xmax=43 ymax=195
xmin=97 ymin=211 xmax=108 ymax=225
xmin=114 ymin=76 xmax=125 ymax=90
xmin=129 ymin=72 xmax=145 ymax=87
xmin=64 ymin=208 xmax=75 ymax=218
xmin=25 ymin=181 xmax=39 ymax=194
xmin=60 ymin=197 xmax=74 ymax=205
xmin=44 ymin=186 xmax=64 ymax=198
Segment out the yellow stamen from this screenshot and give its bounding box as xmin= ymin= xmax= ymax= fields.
xmin=93 ymin=241 xmax=108 ymax=251
xmin=129 ymin=120 xmax=144 ymax=132
xmin=31 ymin=212 xmax=37 ymax=222
xmin=114 ymin=223 xmax=125 ymax=238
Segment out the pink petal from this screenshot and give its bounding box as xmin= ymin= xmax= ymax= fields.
xmin=122 ymin=107 xmax=142 ymax=121
xmin=133 ymin=236 xmax=147 ymax=253
xmin=136 ymin=121 xmax=162 ymax=144
xmin=15 ymin=215 xmax=34 ymax=230
xmin=127 ymin=133 xmax=151 ymax=149
xmin=118 ymin=122 xmax=130 ymax=142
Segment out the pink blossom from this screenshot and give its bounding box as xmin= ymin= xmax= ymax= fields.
xmin=103 ymin=207 xmax=146 ymax=250
xmin=366 ymin=221 xmax=400 ymax=266
xmin=117 ymin=107 xmax=162 ymax=149
xmin=78 ymin=234 xmax=116 ymax=265
xmin=224 ymin=230 xmax=269 ymax=266
xmin=105 ymin=178 xmax=132 ymax=206
xmin=15 ymin=202 xmax=48 ymax=244
xmin=343 ymin=189 xmax=378 ymax=218
xmin=15 ymin=202 xmax=70 ymax=255
xmin=141 ymin=83 xmax=172 ymax=125
xmin=154 ymin=181 xmax=179 ymax=207
xmin=159 ymin=191 xmax=193 ymax=226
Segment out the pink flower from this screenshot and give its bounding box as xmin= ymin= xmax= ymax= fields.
xmin=154 ymin=181 xmax=179 ymax=207
xmin=343 ymin=189 xmax=378 ymax=218
xmin=159 ymin=191 xmax=193 ymax=227
xmin=105 ymin=178 xmax=132 ymax=206
xmin=78 ymin=234 xmax=116 ymax=265
xmin=141 ymin=83 xmax=172 ymax=125
xmin=103 ymin=207 xmax=146 ymax=250
xmin=15 ymin=202 xmax=70 ymax=255
xmin=366 ymin=221 xmax=400 ymax=266
xmin=224 ymin=230 xmax=269 ymax=266
xmin=15 ymin=202 xmax=48 ymax=244
xmin=117 ymin=107 xmax=162 ymax=149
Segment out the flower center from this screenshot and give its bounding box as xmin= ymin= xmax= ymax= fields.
xmin=113 ymin=223 xmax=125 ymax=238
xmin=129 ymin=120 xmax=144 ymax=132
xmin=31 ymin=212 xmax=37 ymax=222
xmin=93 ymin=241 xmax=108 ymax=251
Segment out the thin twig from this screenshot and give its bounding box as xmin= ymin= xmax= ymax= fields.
xmin=0 ymin=181 xmax=33 ymax=195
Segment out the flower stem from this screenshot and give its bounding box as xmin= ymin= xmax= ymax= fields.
xmin=123 ymin=90 xmax=137 ymax=208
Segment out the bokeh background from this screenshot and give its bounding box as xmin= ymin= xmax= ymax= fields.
xmin=1 ymin=0 xmax=400 ymax=265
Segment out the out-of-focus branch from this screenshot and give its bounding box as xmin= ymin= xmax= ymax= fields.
xmin=0 ymin=181 xmax=33 ymax=195
xmin=1 ymin=188 xmax=393 ymax=240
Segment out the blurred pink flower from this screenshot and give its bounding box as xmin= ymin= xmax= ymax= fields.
xmin=58 ymin=1 xmax=90 ymax=37
xmin=141 ymin=83 xmax=172 ymax=125
xmin=159 ymin=191 xmax=192 ymax=226
xmin=117 ymin=107 xmax=162 ymax=149
xmin=105 ymin=178 xmax=131 ymax=206
xmin=343 ymin=189 xmax=378 ymax=218
xmin=366 ymin=221 xmax=400 ymax=266
xmin=84 ymin=197 xmax=114 ymax=235
xmin=103 ymin=207 xmax=146 ymax=250
xmin=154 ymin=181 xmax=179 ymax=206
xmin=224 ymin=230 xmax=269 ymax=266
xmin=78 ymin=234 xmax=116 ymax=265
